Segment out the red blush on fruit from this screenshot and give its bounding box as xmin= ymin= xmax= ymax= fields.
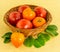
xmin=18 ymin=5 xmax=30 ymax=13
xmin=34 ymin=7 xmax=47 ymax=18
xmin=8 ymin=11 xmax=21 ymax=26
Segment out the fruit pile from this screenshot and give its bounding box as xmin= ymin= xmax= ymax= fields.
xmin=8 ymin=5 xmax=47 ymax=29
xmin=2 ymin=5 xmax=58 ymax=48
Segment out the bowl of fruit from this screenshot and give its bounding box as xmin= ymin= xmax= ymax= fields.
xmin=4 ymin=4 xmax=52 ymax=37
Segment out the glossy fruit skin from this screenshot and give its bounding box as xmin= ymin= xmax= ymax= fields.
xmin=18 ymin=5 xmax=30 ymax=13
xmin=34 ymin=7 xmax=47 ymax=18
xmin=11 ymin=32 xmax=25 ymax=48
xmin=16 ymin=19 xmax=33 ymax=29
xmin=32 ymin=17 xmax=46 ymax=27
xmin=23 ymin=8 xmax=36 ymax=20
xmin=9 ymin=11 xmax=21 ymax=26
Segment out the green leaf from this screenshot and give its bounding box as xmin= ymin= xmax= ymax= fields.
xmin=4 ymin=38 xmax=10 ymax=43
xmin=42 ymin=33 xmax=50 ymax=41
xmin=24 ymin=36 xmax=34 ymax=47
xmin=38 ymin=33 xmax=43 ymax=37
xmin=2 ymin=32 xmax=12 ymax=43
xmin=38 ymin=35 xmax=45 ymax=46
xmin=33 ymin=39 xmax=42 ymax=48
xmin=2 ymin=32 xmax=12 ymax=38
xmin=45 ymin=25 xmax=58 ymax=36
xmin=45 ymin=29 xmax=58 ymax=36
xmin=46 ymin=25 xmax=58 ymax=31
xmin=38 ymin=33 xmax=50 ymax=41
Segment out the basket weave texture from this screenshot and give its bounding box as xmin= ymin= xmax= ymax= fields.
xmin=4 ymin=5 xmax=52 ymax=37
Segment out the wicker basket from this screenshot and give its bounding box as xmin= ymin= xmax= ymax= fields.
xmin=4 ymin=5 xmax=52 ymax=37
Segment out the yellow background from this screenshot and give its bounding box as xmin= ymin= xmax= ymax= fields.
xmin=0 ymin=0 xmax=60 ymax=52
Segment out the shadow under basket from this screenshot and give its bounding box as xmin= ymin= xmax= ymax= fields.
xmin=4 ymin=5 xmax=52 ymax=37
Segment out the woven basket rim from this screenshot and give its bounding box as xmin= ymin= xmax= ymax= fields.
xmin=4 ymin=4 xmax=52 ymax=37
